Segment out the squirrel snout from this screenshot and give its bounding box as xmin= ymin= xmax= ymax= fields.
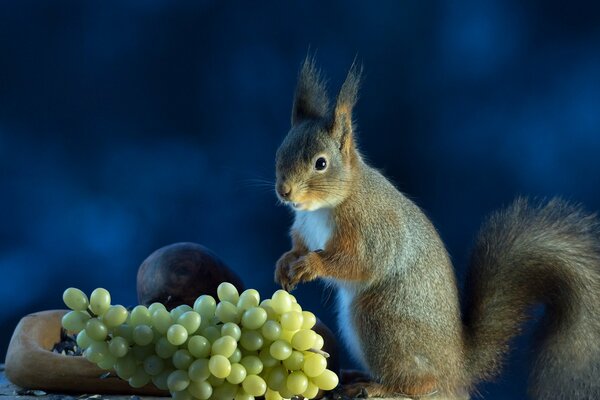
xmin=277 ymin=182 xmax=292 ymax=199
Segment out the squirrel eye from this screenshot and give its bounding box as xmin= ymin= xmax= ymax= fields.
xmin=315 ymin=157 xmax=327 ymax=171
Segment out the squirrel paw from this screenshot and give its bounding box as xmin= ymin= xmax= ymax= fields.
xmin=274 ymin=251 xmax=299 ymax=291
xmin=275 ymin=252 xmax=320 ymax=291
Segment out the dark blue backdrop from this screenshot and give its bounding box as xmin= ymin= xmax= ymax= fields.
xmin=1 ymin=1 xmax=599 ymax=398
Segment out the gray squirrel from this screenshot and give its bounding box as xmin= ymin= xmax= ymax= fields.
xmin=273 ymin=57 xmax=600 ymax=399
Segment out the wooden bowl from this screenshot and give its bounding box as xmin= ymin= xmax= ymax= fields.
xmin=4 ymin=309 xmax=168 ymax=395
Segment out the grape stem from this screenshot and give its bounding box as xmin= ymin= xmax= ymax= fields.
xmin=86 ymin=307 xmax=97 ymax=318
xmin=307 ymin=348 xmax=330 ymax=358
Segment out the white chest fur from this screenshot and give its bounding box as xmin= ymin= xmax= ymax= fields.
xmin=336 ymin=284 xmax=367 ymax=368
xmin=293 ymin=208 xmax=333 ymax=251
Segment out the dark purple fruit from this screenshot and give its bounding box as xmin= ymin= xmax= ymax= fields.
xmin=137 ymin=242 xmax=244 ymax=309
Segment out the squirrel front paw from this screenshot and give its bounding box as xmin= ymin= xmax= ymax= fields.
xmin=275 ymin=251 xmax=299 ymax=290
xmin=275 ymin=252 xmax=320 ymax=291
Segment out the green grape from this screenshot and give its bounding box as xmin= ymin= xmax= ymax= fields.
xmin=96 ymin=353 xmax=117 ymax=370
xmin=229 ymin=348 xmax=242 ymax=363
xmin=271 ymin=290 xmax=292 ymax=315
xmin=132 ymin=344 xmax=155 ymax=361
xmin=188 ymin=358 xmax=211 ymax=382
xmin=103 ymin=305 xmax=128 ymax=328
xmin=208 ymin=374 xmax=224 ymax=387
xmin=173 ymin=349 xmax=194 ymax=370
xmin=152 ymin=368 xmax=173 ymax=390
xmin=167 ymin=369 xmax=191 ymax=392
xmin=283 ymin=350 xmax=304 ymax=371
xmin=114 ymin=354 xmax=137 ymax=379
xmin=76 ymin=330 xmax=92 ymax=349
xmin=289 ymin=293 xmax=297 ymax=303
xmin=234 ymin=390 xmax=254 ymax=400
xmin=241 ymin=307 xmax=267 ymax=330
xmin=217 ymin=282 xmax=240 ymax=304
xmin=226 ymin=362 xmax=247 ymax=384
xmin=242 ymin=374 xmax=267 ymax=397
xmin=312 ymin=369 xmax=339 ymax=390
xmin=89 ymin=288 xmax=111 ymax=316
xmin=291 ymin=303 xmax=302 ymax=313
xmin=221 ymin=322 xmax=242 ymax=341
xmin=278 ymin=385 xmax=295 ymax=399
xmin=63 ymin=287 xmax=89 ymax=311
xmin=280 ymin=329 xmax=295 ymax=342
xmin=291 ymin=330 xmax=317 ymax=351
xmin=280 ymin=311 xmax=303 ymax=332
xmin=188 ymin=380 xmax=213 ymax=400
xmin=265 ymin=388 xmax=283 ymax=400
xmin=209 ymin=355 xmax=231 ymax=379
xmin=261 ymin=321 xmax=282 ymax=341
xmin=62 ymin=311 xmax=90 ymax=332
xmin=114 ymin=324 xmax=133 ymax=343
xmin=237 ymin=289 xmax=260 ymax=311
xmin=302 ymin=381 xmax=320 ymax=399
xmin=302 ymin=352 xmax=327 ymax=377
xmin=133 ymin=325 xmax=154 ymax=346
xmin=301 ymin=311 xmax=316 ymax=330
xmin=148 ymin=302 xmax=167 ymax=314
xmin=188 ymin=335 xmax=211 ymax=358
xmin=259 ymin=300 xmax=278 ymax=320
xmin=202 ymin=326 xmax=221 ymax=343
xmin=212 ymin=382 xmax=237 ymax=400
xmin=270 ymin=340 xmax=293 ymax=360
xmin=313 ymin=334 xmax=324 ymax=350
xmin=85 ymin=318 xmax=108 ymax=341
xmin=156 ymin=336 xmax=178 ymax=358
xmin=109 ymin=336 xmax=129 ymax=358
xmin=171 ymin=391 xmax=192 ymax=400
xmin=211 ymin=336 xmax=237 ymax=358
xmin=128 ymin=368 xmax=151 ymax=388
xmin=84 ymin=341 xmax=109 ymax=363
xmin=265 ymin=365 xmax=287 ymax=391
xmin=194 ymin=295 xmax=217 ymax=318
xmin=171 ymin=304 xmax=193 ymax=321
xmin=167 ymin=324 xmax=189 ymax=346
xmin=215 ymin=301 xmax=239 ymax=324
xmin=240 ymin=330 xmax=263 ymax=351
xmin=286 ymin=371 xmax=309 ymax=394
xmin=177 ymin=311 xmax=201 ymax=334
xmin=152 ymin=308 xmax=172 ymax=334
xmin=130 ymin=305 xmax=152 ymax=326
xmin=143 ymin=355 xmax=165 ymax=376
xmin=240 ymin=355 xmax=263 ymax=375
xmin=258 ymin=348 xmax=278 ymax=368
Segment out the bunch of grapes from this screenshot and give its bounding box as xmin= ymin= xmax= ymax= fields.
xmin=61 ymin=283 xmax=338 ymax=400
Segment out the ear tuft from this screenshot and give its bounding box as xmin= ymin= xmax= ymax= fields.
xmin=291 ymin=55 xmax=330 ymax=126
xmin=331 ymin=60 xmax=363 ymax=153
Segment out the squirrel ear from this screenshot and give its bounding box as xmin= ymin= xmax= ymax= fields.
xmin=331 ymin=61 xmax=362 ymax=155
xmin=291 ymin=56 xmax=330 ymax=126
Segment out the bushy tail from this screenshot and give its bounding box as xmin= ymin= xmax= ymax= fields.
xmin=464 ymin=197 xmax=600 ymax=399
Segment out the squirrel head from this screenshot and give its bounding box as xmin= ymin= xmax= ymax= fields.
xmin=275 ymin=57 xmax=362 ymax=212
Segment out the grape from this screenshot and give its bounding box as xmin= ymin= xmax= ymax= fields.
xmin=115 ymin=354 xmax=137 ymax=380
xmin=130 ymin=305 xmax=152 ymax=326
xmin=221 ymin=322 xmax=242 ymax=340
xmin=209 ymin=355 xmax=231 ymax=378
xmin=240 ymin=355 xmax=263 ymax=375
xmin=215 ymin=301 xmax=239 ymax=324
xmin=143 ymin=355 xmax=165 ymax=376
xmin=172 ymin=349 xmax=194 ymax=370
xmin=152 ymin=308 xmax=173 ymax=334
xmin=188 ymin=380 xmax=213 ymax=400
xmin=167 ymin=369 xmax=190 ymax=392
xmin=177 ymin=311 xmax=201 ymax=334
xmin=194 ymin=295 xmax=217 ymax=318
xmin=240 ymin=330 xmax=263 ymax=351
xmin=170 ymin=304 xmax=194 ymax=321
xmin=89 ymin=288 xmax=111 ymax=316
xmin=266 ymin=365 xmax=287 ymax=391
xmin=301 ymin=311 xmax=317 ymax=329
xmin=212 ymin=336 xmax=237 ymax=358
xmin=271 ymin=290 xmax=292 ymax=314
xmin=212 ymin=382 xmax=237 ymax=400
xmin=265 ymin=388 xmax=283 ymax=400
xmin=167 ymin=324 xmax=189 ymax=346
xmin=148 ymin=302 xmax=167 ymax=314
xmin=208 ymin=373 xmax=224 ymax=387
xmin=260 ymin=300 xmax=278 ymax=320
xmin=129 ymin=368 xmax=151 ymax=388
xmin=243 ymin=375 xmax=267 ymax=397
xmin=152 ymin=368 xmax=173 ymax=390
xmin=63 ymin=288 xmax=89 ymax=311
xmin=132 ymin=344 xmax=155 ymax=361
xmin=62 ymin=311 xmax=90 ymax=332
xmin=286 ymin=371 xmax=309 ymax=394
xmin=258 ymin=348 xmax=278 ymax=368
xmin=85 ymin=318 xmax=108 ymax=341
xmin=280 ymin=329 xmax=295 ymax=342
xmin=84 ymin=341 xmax=108 ymax=363
xmin=241 ymin=307 xmax=267 ymax=330
xmin=313 ymin=333 xmax=324 ymax=350
xmin=227 ymin=363 xmax=247 ymax=384
xmin=229 ymin=348 xmax=242 ymax=363
xmin=291 ymin=329 xmax=317 ymax=351
xmin=133 ymin=325 xmax=154 ymax=346
xmin=103 ymin=305 xmax=128 ymax=327
xmin=172 ymin=391 xmax=192 ymax=400
xmin=217 ymin=282 xmax=240 ymax=303
xmin=202 ymin=326 xmax=221 ymax=343
xmin=109 ymin=336 xmax=129 ymax=358
xmin=97 ymin=353 xmax=117 ymax=370
xmin=302 ymin=381 xmax=320 ymax=399
xmin=269 ymin=340 xmax=292 ymax=360
xmin=156 ymin=337 xmax=178 ymax=358
xmin=302 ymin=352 xmax=327 ymax=377
xmin=283 ymin=350 xmax=304 ymax=371
xmin=76 ymin=330 xmax=92 ymax=349
xmin=238 ymin=289 xmax=260 ymax=311
xmin=234 ymin=390 xmax=254 ymax=400
xmin=114 ymin=324 xmax=133 ymax=343
xmin=261 ymin=321 xmax=282 ymax=341
xmin=280 ymin=311 xmax=303 ymax=331
xmin=188 ymin=335 xmax=211 ymax=358
xmin=312 ymin=369 xmax=339 ymax=390
xmin=188 ymin=358 xmax=211 ymax=382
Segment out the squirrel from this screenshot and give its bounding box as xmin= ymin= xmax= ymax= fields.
xmin=273 ymin=57 xmax=600 ymax=399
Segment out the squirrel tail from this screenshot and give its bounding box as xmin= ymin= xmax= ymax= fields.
xmin=464 ymin=197 xmax=600 ymax=399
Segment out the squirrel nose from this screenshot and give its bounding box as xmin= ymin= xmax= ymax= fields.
xmin=278 ymin=182 xmax=292 ymax=198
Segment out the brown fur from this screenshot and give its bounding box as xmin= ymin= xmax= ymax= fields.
xmin=274 ymin=58 xmax=600 ymax=399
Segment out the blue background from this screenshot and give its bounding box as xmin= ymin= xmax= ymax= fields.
xmin=1 ymin=1 xmax=600 ymax=398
